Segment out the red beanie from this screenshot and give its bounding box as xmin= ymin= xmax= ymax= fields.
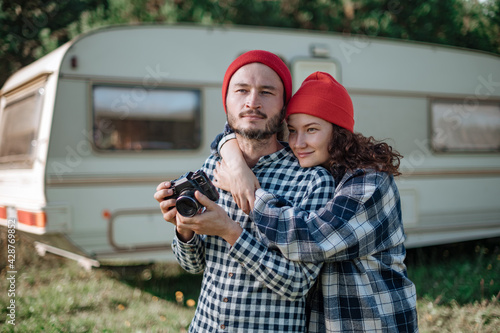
xmin=286 ymin=72 xmax=354 ymax=132
xmin=222 ymin=50 xmax=292 ymax=113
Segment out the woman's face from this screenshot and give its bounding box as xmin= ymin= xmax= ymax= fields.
xmin=287 ymin=113 xmax=333 ymax=168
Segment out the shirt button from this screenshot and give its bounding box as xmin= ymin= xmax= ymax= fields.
xmin=220 ymin=324 xmax=226 ymax=329
xmin=223 ymin=297 xmax=229 ymax=302
xmin=228 ymin=273 xmax=234 ymax=277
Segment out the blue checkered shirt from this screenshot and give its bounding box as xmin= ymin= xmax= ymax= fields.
xmin=251 ymin=169 xmax=419 ymax=332
xmin=172 ymin=145 xmax=336 ymax=332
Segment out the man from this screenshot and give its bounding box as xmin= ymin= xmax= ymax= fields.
xmin=154 ymin=50 xmax=335 ymax=332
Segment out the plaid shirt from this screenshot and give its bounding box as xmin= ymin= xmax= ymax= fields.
xmin=172 ymin=145 xmax=336 ymax=333
xmin=252 ymin=169 xmax=419 ymax=332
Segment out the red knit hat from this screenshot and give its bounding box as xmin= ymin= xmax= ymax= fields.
xmin=222 ymin=50 xmax=292 ymax=113
xmin=286 ymin=72 xmax=354 ymax=132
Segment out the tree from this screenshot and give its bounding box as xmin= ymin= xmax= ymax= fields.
xmin=1 ymin=0 xmax=498 ymax=88
xmin=0 ymin=0 xmax=109 ymax=86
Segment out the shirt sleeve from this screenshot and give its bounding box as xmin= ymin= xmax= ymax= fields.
xmin=209 ymin=122 xmax=235 ymax=156
xmin=228 ymin=169 xmax=335 ymax=301
xmin=172 ymin=232 xmax=206 ymax=275
xmin=251 ymin=170 xmax=406 ymax=264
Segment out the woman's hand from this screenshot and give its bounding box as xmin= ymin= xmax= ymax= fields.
xmin=214 ymin=160 xmax=260 ymax=214
xmin=214 ymin=138 xmax=261 ymax=214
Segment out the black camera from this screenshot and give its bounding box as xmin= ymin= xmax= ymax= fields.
xmin=165 ymin=170 xmax=219 ymax=217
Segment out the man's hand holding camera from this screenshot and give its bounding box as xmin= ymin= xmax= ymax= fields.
xmin=154 ymin=170 xmax=243 ymax=245
xmin=176 ymin=190 xmax=243 ymax=245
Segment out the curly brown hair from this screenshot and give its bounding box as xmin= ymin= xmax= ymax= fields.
xmin=327 ymin=124 xmax=403 ymax=181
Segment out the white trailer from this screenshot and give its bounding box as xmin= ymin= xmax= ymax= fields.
xmin=1 ymin=24 xmax=499 ymax=266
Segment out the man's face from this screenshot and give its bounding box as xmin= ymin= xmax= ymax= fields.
xmin=226 ymin=63 xmax=285 ymax=140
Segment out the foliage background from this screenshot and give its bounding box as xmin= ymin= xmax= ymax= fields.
xmin=1 ymin=0 xmax=500 ymax=86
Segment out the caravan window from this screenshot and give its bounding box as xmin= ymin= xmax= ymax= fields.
xmin=0 ymin=79 xmax=46 ymax=169
xmin=431 ymin=100 xmax=500 ymax=152
xmin=92 ymin=85 xmax=201 ymax=151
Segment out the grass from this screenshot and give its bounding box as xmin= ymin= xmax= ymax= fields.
xmin=406 ymin=237 xmax=500 ymax=305
xmin=0 ymin=259 xmax=198 ymax=332
xmin=0 ymin=229 xmax=499 ymax=332
xmin=0 ymin=230 xmax=199 ymax=332
xmin=406 ymin=237 xmax=500 ymax=332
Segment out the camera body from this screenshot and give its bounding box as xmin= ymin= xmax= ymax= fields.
xmin=165 ymin=170 xmax=219 ymax=217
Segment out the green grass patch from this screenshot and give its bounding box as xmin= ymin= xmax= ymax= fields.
xmin=0 ymin=258 xmax=197 ymax=332
xmin=0 ymin=229 xmax=197 ymax=332
xmin=406 ymin=237 xmax=500 ymax=305
xmin=105 ymin=263 xmax=203 ymax=307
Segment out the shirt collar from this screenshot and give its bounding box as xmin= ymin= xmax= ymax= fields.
xmin=254 ymin=142 xmax=293 ymax=168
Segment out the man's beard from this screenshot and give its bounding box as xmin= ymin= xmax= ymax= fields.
xmin=227 ymin=109 xmax=284 ymax=141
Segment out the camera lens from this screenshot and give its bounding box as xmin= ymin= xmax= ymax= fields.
xmin=176 ymin=190 xmax=201 ymax=217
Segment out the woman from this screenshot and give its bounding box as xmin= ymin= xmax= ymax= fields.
xmin=212 ymin=72 xmax=418 ymax=332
